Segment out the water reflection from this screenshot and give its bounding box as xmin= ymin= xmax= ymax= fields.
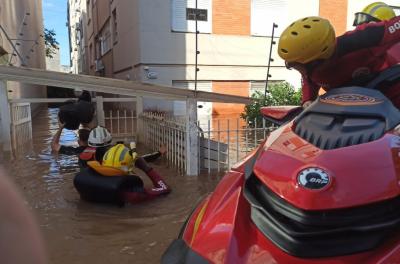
xmin=0 ymin=107 xmax=223 ymax=264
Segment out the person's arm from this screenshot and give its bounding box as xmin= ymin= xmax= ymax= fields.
xmin=51 ymin=122 xmax=64 ymax=153
xmin=337 ymin=16 xmax=400 ymax=57
xmin=301 ymin=74 xmax=320 ymax=105
xmin=122 ymin=157 xmax=170 ymax=204
xmin=135 ymin=157 xmax=171 ymax=194
xmin=141 ymin=144 xmax=167 ymax=162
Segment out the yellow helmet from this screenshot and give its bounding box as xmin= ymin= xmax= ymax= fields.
xmin=102 ymin=144 xmax=136 ymax=173
xmin=278 ymin=17 xmax=336 ymax=64
xmin=354 ymin=2 xmax=395 ymax=26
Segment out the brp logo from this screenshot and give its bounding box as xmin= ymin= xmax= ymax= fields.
xmin=297 ymin=168 xmax=331 ymax=190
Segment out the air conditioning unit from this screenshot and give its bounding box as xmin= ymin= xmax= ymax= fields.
xmin=95 ymin=59 xmax=104 ymax=72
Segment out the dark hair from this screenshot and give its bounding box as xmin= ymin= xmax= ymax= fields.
xmin=78 ymin=91 xmax=92 ymax=102
xmin=78 ymin=129 xmax=90 ymax=142
xmin=58 ymin=102 xmax=80 ymax=130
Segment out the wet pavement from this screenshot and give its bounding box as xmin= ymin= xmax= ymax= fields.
xmin=0 ymin=108 xmax=224 ymax=264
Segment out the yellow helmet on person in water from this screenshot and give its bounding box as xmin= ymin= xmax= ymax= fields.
xmin=278 ymin=16 xmax=336 ymax=64
xmin=353 ymin=2 xmax=395 ymax=26
xmin=102 ymin=144 xmax=137 ymax=173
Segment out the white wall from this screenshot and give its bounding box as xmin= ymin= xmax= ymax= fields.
xmin=137 ymin=0 xmax=315 ymax=89
xmin=132 ymin=0 xmax=319 ymax=113
xmin=45 ymin=47 xmax=61 ymax=71
xmin=0 ymin=0 xmax=46 ymax=103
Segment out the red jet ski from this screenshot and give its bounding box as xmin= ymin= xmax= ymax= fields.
xmin=162 ymin=67 xmax=400 ymax=263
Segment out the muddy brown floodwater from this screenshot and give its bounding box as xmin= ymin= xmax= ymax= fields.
xmin=0 ymin=108 xmax=224 ymax=264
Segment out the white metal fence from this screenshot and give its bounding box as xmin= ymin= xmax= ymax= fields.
xmin=8 ymin=96 xmax=137 ymax=151
xmin=7 ymin=97 xmax=275 ymax=175
xmin=10 ymin=102 xmax=32 ymax=152
xmin=7 ymin=98 xmax=141 ymax=158
xmin=141 ymin=112 xmax=275 ymax=173
xmin=141 ymin=112 xmax=187 ymax=171
xmin=104 ymin=109 xmax=137 ymax=139
xmin=198 ymin=118 xmax=275 ymax=172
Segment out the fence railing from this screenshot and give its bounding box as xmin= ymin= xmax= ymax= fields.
xmin=198 ymin=118 xmax=276 ymax=172
xmin=10 ymin=102 xmax=32 ymax=152
xmin=141 ymin=112 xmax=187 ymax=171
xmin=9 ymin=96 xmax=137 ymax=139
xmin=141 ymin=112 xmax=275 ymax=173
xmin=104 ymin=109 xmax=136 ymax=139
xmin=7 ymin=97 xmax=276 ymax=175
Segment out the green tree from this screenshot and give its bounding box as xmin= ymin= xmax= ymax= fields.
xmin=241 ymin=81 xmax=301 ymax=127
xmin=44 ymin=28 xmax=59 ymax=58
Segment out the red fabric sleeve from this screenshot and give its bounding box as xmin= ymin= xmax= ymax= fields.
xmin=144 ymin=169 xmax=170 ymax=196
xmin=301 ymin=75 xmax=320 ymax=103
xmin=122 ymin=169 xmax=170 ymax=204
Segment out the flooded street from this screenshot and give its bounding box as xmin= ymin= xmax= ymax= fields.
xmin=0 ymin=108 xmax=224 ymax=264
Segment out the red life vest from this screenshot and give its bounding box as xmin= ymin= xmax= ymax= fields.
xmin=79 ymin=147 xmax=97 ymax=161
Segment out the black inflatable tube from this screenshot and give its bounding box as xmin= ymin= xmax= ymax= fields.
xmin=74 ymin=168 xmax=144 ymax=206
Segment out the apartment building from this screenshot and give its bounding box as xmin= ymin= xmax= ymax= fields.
xmin=81 ymin=0 xmax=396 ymax=117
xmin=46 ymin=47 xmax=71 ymax=72
xmin=67 ymin=0 xmax=88 ymax=74
xmin=0 ymin=0 xmax=46 ymax=100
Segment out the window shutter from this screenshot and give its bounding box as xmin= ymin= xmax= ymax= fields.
xmin=250 ymin=81 xmax=266 ymax=96
xmin=172 ymin=0 xmax=188 ymax=32
xmin=172 ymin=81 xmax=211 ymax=92
xmin=251 ymin=0 xmax=288 ymax=36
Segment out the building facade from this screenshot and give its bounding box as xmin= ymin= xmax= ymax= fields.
xmin=67 ymin=0 xmax=88 ymax=74
xmin=0 ymin=0 xmax=46 ymax=100
xmin=80 ymin=0 xmax=398 ymax=117
xmin=46 ymin=47 xmax=71 ymax=72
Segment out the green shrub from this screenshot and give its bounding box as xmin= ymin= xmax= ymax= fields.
xmin=241 ymin=81 xmax=301 ymax=127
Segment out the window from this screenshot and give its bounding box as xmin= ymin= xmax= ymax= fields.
xmin=75 ymin=20 xmax=83 ymax=45
xmin=79 ymin=19 xmax=84 ymax=43
xmin=251 ymin=0 xmax=288 ymax=36
xmin=87 ymin=0 xmax=92 ymax=24
xmin=89 ymin=43 xmax=93 ymax=67
xmin=112 ymin=9 xmax=118 ymax=43
xmin=171 ymin=0 xmax=212 ymax=33
xmin=99 ymin=21 xmax=112 ymax=56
